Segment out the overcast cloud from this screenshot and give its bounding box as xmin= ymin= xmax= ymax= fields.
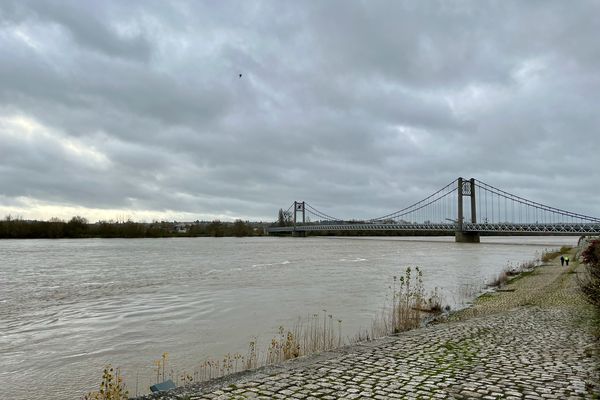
xmin=0 ymin=0 xmax=599 ymax=222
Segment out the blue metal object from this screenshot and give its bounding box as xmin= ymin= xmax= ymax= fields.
xmin=150 ymin=379 xmax=176 ymax=393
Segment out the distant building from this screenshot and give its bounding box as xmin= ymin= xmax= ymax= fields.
xmin=173 ymin=223 xmax=188 ymax=233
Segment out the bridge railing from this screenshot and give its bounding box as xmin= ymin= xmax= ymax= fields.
xmin=268 ymin=223 xmax=457 ymax=232
xmin=464 ymin=222 xmax=600 ymax=234
xmin=267 ymin=221 xmax=600 ymax=235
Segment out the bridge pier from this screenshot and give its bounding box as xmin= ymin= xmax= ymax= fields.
xmin=455 ymin=231 xmax=480 ymax=243
xmin=456 ymin=177 xmax=480 ymax=243
xmin=292 ymin=230 xmax=306 ymax=237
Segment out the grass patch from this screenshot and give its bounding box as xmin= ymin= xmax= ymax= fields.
xmin=541 ymin=246 xmax=572 ymax=262
xmin=476 ymin=293 xmax=495 ymax=303
xmin=506 ymin=268 xmax=536 ymax=284
xmin=487 ymin=258 xmax=537 ymax=288
xmin=436 ymin=339 xmax=479 ymax=367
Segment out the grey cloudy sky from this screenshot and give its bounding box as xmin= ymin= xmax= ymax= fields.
xmin=1 ymin=0 xmax=599 ymax=222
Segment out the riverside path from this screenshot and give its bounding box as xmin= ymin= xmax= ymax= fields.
xmin=142 ymin=254 xmax=599 ymax=399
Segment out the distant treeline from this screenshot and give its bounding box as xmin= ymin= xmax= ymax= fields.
xmin=0 ymin=216 xmax=268 ymax=239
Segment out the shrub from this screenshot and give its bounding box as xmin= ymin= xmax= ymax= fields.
xmin=579 ymin=239 xmax=600 ymax=308
xmin=581 ymin=240 xmax=600 ymax=266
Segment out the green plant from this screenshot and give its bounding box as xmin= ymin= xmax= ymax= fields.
xmin=560 ymin=245 xmax=573 ymax=254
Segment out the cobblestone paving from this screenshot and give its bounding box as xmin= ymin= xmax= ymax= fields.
xmin=145 ymin=258 xmax=599 ymax=399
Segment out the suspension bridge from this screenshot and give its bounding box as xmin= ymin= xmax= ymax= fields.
xmin=267 ymin=177 xmax=600 ymax=242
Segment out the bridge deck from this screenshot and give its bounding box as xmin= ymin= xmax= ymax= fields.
xmin=267 ymin=222 xmax=600 ymax=235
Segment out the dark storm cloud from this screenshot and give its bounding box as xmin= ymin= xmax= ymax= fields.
xmin=0 ymin=0 xmax=599 ymax=221
xmin=1 ymin=0 xmax=152 ymax=60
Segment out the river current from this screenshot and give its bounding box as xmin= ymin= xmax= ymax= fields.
xmin=0 ymin=236 xmax=576 ymax=399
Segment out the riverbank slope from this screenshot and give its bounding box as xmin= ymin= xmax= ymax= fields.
xmin=141 ymin=252 xmax=599 ymax=399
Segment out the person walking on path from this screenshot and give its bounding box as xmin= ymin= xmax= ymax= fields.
xmin=560 ymin=255 xmax=565 ymax=266
xmin=565 ymin=256 xmax=570 ymax=266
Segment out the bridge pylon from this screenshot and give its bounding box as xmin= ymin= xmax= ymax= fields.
xmin=292 ymin=201 xmax=306 ymax=237
xmin=456 ymin=177 xmax=480 ymax=243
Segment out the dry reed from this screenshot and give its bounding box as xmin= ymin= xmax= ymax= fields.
xmin=83 ymin=366 xmax=128 ymax=400
xmin=123 ymin=309 xmax=347 ymax=395
xmin=354 ymin=266 xmax=445 ymax=342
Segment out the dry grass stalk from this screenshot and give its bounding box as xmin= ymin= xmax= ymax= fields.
xmin=83 ymin=366 xmax=128 ymax=400
xmin=130 ymin=310 xmax=346 ymax=394
xmin=487 ymin=257 xmax=539 ymax=288
xmin=487 ymin=268 xmax=510 ymax=287
xmin=355 ymin=266 xmax=445 ymax=342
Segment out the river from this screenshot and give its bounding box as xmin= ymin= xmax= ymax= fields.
xmin=0 ymin=236 xmax=576 ymax=399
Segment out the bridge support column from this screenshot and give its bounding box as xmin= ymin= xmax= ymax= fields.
xmin=455 ymin=177 xmax=480 ymax=243
xmin=293 ymin=201 xmax=305 ymax=224
xmin=292 ymin=201 xmax=306 ymax=237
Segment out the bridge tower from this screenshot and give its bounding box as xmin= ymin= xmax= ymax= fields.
xmin=292 ymin=201 xmax=306 ymax=237
xmin=456 ymin=177 xmax=480 ymax=243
